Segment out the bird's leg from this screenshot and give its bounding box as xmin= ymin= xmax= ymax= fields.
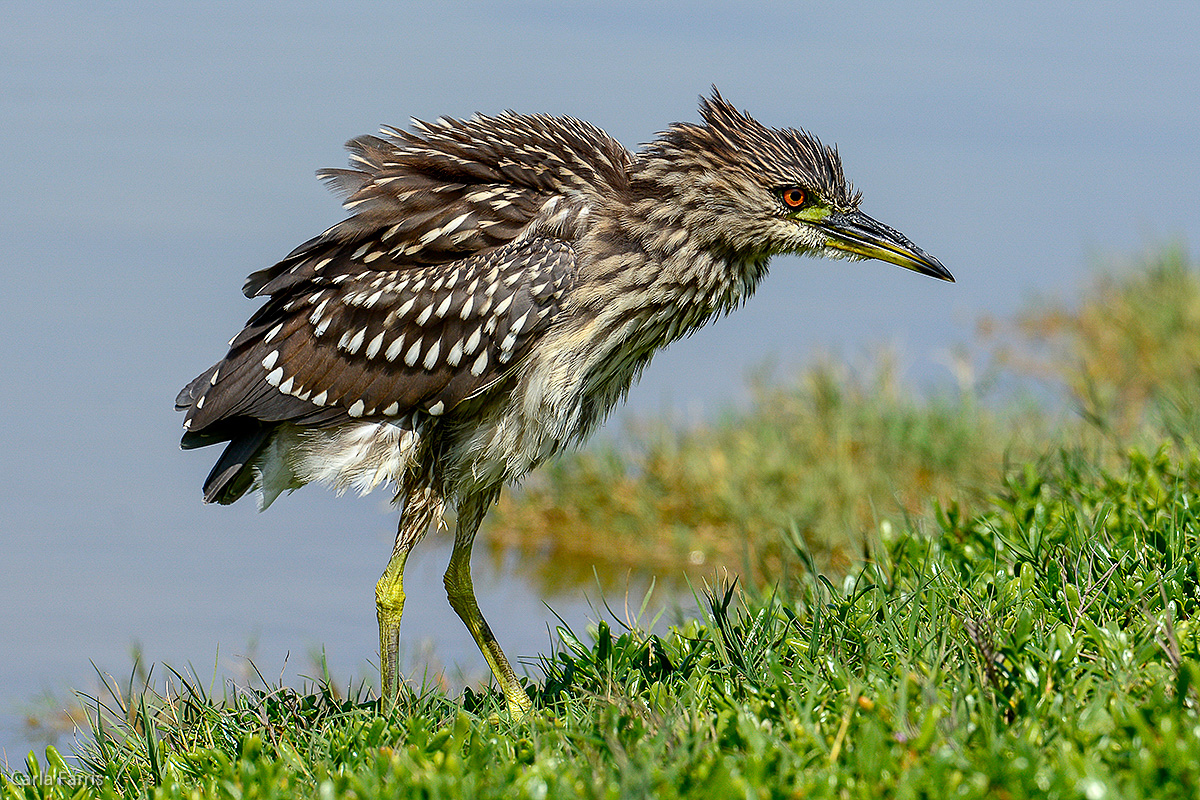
xmin=444 ymin=491 xmax=533 ymax=717
xmin=375 ymin=536 xmax=411 ymax=710
xmin=377 ymin=484 xmax=440 ymax=710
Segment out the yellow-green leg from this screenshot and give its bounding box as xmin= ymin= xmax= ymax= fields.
xmin=376 ymin=541 xmax=411 ymax=710
xmin=377 ymin=484 xmax=441 ymax=710
xmin=444 ymin=493 xmax=533 ymax=717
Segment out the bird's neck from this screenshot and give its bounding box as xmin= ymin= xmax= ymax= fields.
xmin=577 ymin=192 xmax=772 ymax=322
xmin=512 ymin=193 xmax=770 ymax=448
xmin=556 ymin=199 xmax=769 ymax=419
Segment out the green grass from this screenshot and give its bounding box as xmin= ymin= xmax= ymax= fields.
xmin=6 ymin=248 xmax=1200 ymax=798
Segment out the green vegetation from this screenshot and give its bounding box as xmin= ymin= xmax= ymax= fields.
xmin=490 ymin=356 xmax=1024 ymax=590
xmin=5 ymin=247 xmax=1200 ymax=798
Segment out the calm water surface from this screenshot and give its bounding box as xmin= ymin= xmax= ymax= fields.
xmin=2 ymin=1 xmax=1199 ymax=762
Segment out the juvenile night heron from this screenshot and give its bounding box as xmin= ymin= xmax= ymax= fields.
xmin=176 ymin=89 xmax=952 ymax=715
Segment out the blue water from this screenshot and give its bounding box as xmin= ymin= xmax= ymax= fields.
xmin=2 ymin=0 xmax=1199 ymax=764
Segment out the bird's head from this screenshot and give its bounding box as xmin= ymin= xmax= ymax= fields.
xmin=634 ymin=89 xmax=952 ymax=282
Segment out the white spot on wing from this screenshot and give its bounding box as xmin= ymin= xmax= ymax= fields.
xmin=385 ymin=334 xmax=407 ymax=362
xmin=464 ymin=327 xmax=482 ymax=354
xmin=309 ymin=299 xmax=329 ymax=324
xmin=348 ymin=400 xmax=365 ymax=417
xmin=366 ymin=331 xmax=386 ymax=359
xmin=342 ymin=328 xmax=366 ymax=354
xmin=404 ymin=339 xmax=422 ymax=367
xmin=393 ymin=296 xmax=416 ymax=319
xmin=470 ymin=351 xmax=488 ymax=376
xmin=442 ymin=212 xmax=471 ymax=234
xmin=262 ymin=351 xmax=279 ymax=370
xmin=423 ymin=340 xmax=440 ymax=370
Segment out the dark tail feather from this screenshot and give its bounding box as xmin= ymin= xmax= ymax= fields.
xmin=176 ymin=364 xmax=220 ymax=410
xmin=202 ymin=423 xmax=273 ymax=504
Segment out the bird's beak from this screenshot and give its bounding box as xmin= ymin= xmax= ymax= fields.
xmin=815 ymin=209 xmax=954 ymax=282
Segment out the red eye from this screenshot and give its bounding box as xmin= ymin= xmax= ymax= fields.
xmin=782 ymin=187 xmax=807 ymax=208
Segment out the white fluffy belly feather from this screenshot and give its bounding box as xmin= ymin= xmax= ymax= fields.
xmin=251 ymin=419 xmax=423 ymax=510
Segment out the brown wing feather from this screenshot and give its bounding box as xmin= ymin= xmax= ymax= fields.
xmin=182 ymin=237 xmax=576 ymax=442
xmin=181 ymin=107 xmax=628 ymax=448
xmin=243 ymin=111 xmax=629 ymax=298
